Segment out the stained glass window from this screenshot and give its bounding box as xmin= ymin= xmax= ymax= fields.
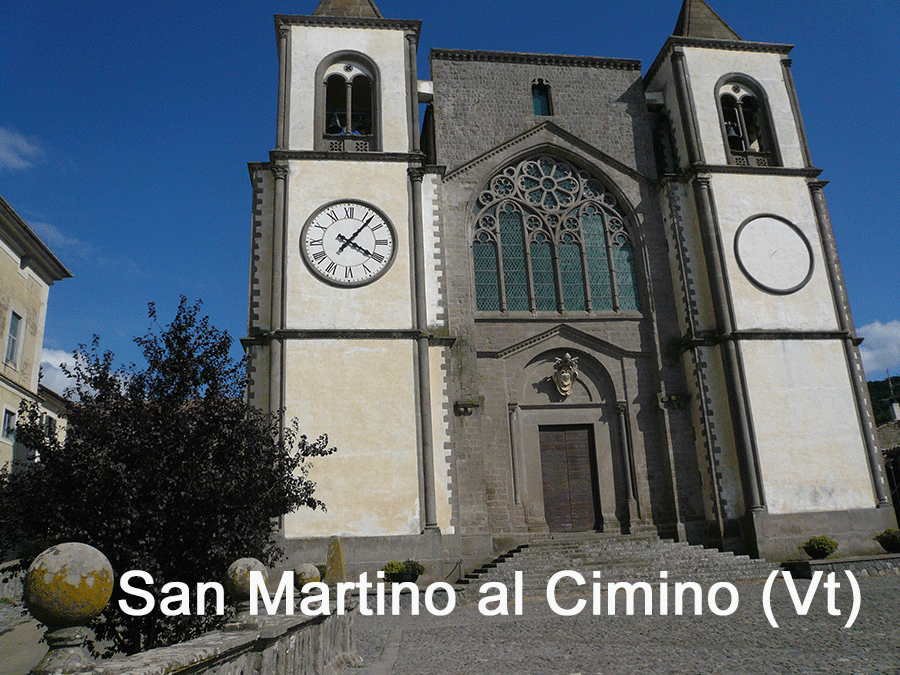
xmin=472 ymin=155 xmax=640 ymax=314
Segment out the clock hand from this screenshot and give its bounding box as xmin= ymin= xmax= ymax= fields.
xmin=337 ymin=221 xmax=368 ymax=253
xmin=336 ymin=234 xmax=372 ymax=257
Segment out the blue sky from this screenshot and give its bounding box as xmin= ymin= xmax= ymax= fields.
xmin=1 ymin=0 xmax=898 ymax=393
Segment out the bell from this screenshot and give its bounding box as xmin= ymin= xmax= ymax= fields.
xmin=726 ymin=124 xmax=740 ymax=139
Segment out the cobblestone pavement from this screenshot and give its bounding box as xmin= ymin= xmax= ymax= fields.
xmin=352 ymin=575 xmax=900 ymax=675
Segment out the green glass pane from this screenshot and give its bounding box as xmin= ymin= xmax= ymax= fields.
xmin=583 ymin=210 xmax=612 ymax=310
xmin=531 ymin=239 xmax=557 ymax=311
xmin=532 ymin=84 xmax=551 ymax=116
xmin=473 ymin=241 xmax=500 ymax=311
xmin=559 ymin=242 xmax=585 ymax=311
xmin=500 ymin=210 xmax=528 ymax=311
xmin=614 ymin=242 xmax=640 ymax=311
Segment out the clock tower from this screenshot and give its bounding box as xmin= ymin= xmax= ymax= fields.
xmin=243 ymin=0 xmax=453 ymax=554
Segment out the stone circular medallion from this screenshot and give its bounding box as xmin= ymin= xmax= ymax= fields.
xmin=734 ymin=214 xmax=814 ymax=295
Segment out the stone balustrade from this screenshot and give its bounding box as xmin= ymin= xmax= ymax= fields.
xmin=23 ymin=543 xmax=360 ymax=675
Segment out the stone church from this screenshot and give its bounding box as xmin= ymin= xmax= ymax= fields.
xmin=242 ymin=0 xmax=895 ymax=570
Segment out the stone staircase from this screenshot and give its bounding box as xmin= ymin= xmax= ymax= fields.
xmin=458 ymin=533 xmax=777 ymax=596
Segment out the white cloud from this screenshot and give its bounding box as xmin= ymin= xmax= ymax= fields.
xmin=0 ymin=127 xmax=42 ymax=170
xmin=40 ymin=348 xmax=75 ymax=396
xmin=29 ymin=221 xmax=85 ymax=251
xmin=858 ymin=320 xmax=900 ymax=378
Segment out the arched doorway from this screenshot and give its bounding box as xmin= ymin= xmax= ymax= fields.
xmin=512 ymin=347 xmax=627 ymax=534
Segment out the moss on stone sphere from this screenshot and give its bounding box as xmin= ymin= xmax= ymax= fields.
xmin=224 ymin=558 xmax=267 ymax=602
xmin=293 ymin=563 xmax=321 ymax=588
xmin=24 ymin=543 xmax=114 ymax=628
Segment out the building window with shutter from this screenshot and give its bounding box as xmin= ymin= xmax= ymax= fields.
xmin=2 ymin=409 xmax=15 ymax=441
xmin=5 ymin=312 xmax=21 ymax=364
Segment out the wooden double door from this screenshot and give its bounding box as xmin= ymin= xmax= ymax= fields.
xmin=539 ymin=424 xmax=600 ymax=532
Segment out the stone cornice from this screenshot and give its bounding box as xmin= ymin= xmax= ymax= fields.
xmin=478 ymin=323 xmax=649 ymax=361
xmin=0 ymin=196 xmax=71 ymax=284
xmin=645 ymin=36 xmax=794 ymax=85
xmin=430 ymin=49 xmax=640 ymax=71
xmin=268 ymin=150 xmax=425 ymax=163
xmin=275 ymin=14 xmax=420 ymax=38
xmin=658 ymin=164 xmax=823 ymax=185
xmin=678 ymin=329 xmax=855 ymax=353
xmin=442 ymin=121 xmax=652 ymax=185
xmin=242 ymin=329 xmax=455 ymax=346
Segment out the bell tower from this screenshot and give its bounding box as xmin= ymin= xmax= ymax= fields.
xmin=645 ymin=0 xmax=894 ymax=558
xmin=243 ymin=0 xmax=452 ymax=544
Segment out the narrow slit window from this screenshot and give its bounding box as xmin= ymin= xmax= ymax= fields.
xmin=532 ymin=80 xmax=552 ymax=116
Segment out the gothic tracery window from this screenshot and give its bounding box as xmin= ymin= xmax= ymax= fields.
xmin=472 ymin=156 xmax=640 ymax=313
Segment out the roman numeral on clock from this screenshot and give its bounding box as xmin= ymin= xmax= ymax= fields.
xmin=375 ymin=239 xmax=388 ymax=247
xmin=371 ymin=252 xmax=385 ymax=264
xmin=343 ymin=207 xmax=354 ymax=219
xmin=312 ymin=251 xmax=327 ymax=262
xmin=325 ymin=261 xmax=337 ymax=275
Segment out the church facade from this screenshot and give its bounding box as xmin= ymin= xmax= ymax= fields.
xmin=243 ymin=0 xmax=895 ymax=568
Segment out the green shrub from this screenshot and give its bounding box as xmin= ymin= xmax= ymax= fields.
xmin=401 ymin=559 xmax=425 ymax=575
xmin=800 ymin=535 xmax=838 ymax=559
xmin=382 ymin=559 xmax=424 ymax=575
xmin=382 ymin=561 xmax=405 ymax=575
xmin=874 ymin=529 xmax=900 ymax=553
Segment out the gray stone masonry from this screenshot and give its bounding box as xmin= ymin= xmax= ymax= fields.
xmin=431 ymin=49 xmax=708 ymax=545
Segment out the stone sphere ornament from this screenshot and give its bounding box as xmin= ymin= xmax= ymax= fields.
xmin=293 ymin=563 xmax=321 ymax=589
xmin=24 ymin=543 xmax=114 ymax=627
xmin=224 ymin=558 xmax=268 ymax=602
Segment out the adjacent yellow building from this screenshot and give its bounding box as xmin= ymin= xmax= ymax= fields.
xmin=0 ymin=196 xmax=71 ymax=471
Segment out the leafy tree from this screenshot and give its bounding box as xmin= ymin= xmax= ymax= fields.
xmin=0 ymin=298 xmax=335 ymax=655
xmin=867 ymin=375 xmax=900 ymax=426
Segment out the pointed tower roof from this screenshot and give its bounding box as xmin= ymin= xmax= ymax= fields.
xmin=673 ymin=0 xmax=742 ymax=41
xmin=312 ymin=0 xmax=383 ymax=18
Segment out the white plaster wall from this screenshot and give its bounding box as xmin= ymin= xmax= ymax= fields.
xmin=430 ymin=345 xmax=453 ymax=533
xmin=712 ymin=174 xmax=838 ymax=332
xmin=288 ymin=26 xmax=409 ymax=153
xmin=742 ymin=339 xmax=875 ymax=513
xmin=282 ymin=339 xmax=421 ymax=538
xmin=285 ymin=160 xmax=413 ymax=329
xmin=683 ymin=47 xmax=804 ymax=169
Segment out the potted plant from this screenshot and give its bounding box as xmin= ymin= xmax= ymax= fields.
xmin=382 ymin=559 xmax=425 ymax=583
xmin=800 ymin=536 xmax=838 ymax=560
xmin=874 ymin=529 xmax=900 ymax=554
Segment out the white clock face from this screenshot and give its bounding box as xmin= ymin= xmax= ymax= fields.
xmin=300 ymin=200 xmax=396 ymax=287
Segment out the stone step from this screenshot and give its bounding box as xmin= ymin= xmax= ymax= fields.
xmin=459 ymin=535 xmax=777 ymax=591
